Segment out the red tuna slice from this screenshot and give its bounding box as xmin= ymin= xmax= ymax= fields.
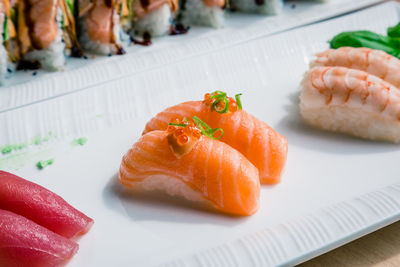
xmin=0 ymin=209 xmax=79 ymax=267
xmin=0 ymin=171 xmax=94 ymax=239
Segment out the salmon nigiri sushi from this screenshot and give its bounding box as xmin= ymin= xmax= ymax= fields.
xmin=143 ymin=91 xmax=288 ymax=184
xmin=300 ymin=66 xmax=400 ymax=143
xmin=119 ymin=118 xmax=260 ymax=216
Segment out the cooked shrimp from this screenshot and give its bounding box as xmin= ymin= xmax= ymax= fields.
xmin=300 ymin=66 xmax=400 ymax=143
xmin=311 ymin=47 xmax=400 ymax=89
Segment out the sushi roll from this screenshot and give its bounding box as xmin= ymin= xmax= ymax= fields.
xmin=230 ymin=0 xmax=283 ymax=15
xmin=300 ymin=66 xmax=400 ymax=143
xmin=180 ymin=0 xmax=226 ymax=28
xmin=0 ymin=1 xmax=10 ymax=84
xmin=0 ymin=0 xmax=20 ymax=84
xmin=143 ymin=91 xmax=288 ymax=184
xmin=311 ymin=47 xmax=400 ymax=89
xmin=77 ymin=0 xmax=125 ymax=55
xmin=120 ymin=118 xmax=260 ymax=216
xmin=129 ymin=0 xmax=179 ymax=38
xmin=16 ymin=0 xmax=81 ymax=70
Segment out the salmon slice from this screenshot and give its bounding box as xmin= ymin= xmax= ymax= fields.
xmin=202 ymin=0 xmax=225 ymax=8
xmin=119 ymin=130 xmax=260 ymax=216
xmin=311 ymin=47 xmax=400 ymax=89
xmin=84 ymin=0 xmax=116 ymax=44
xmin=18 ymin=0 xmax=58 ymax=52
xmin=143 ymin=101 xmax=288 ymax=184
xmin=0 ymin=171 xmax=94 ymax=239
xmin=0 ymin=209 xmax=78 ymax=267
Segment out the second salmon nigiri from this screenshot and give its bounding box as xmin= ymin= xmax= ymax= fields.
xmin=143 ymin=91 xmax=288 ymax=184
xmin=120 ymin=118 xmax=260 ymax=216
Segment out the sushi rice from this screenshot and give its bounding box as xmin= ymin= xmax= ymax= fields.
xmin=78 ymin=7 xmax=124 ymax=55
xmin=22 ymin=8 xmax=66 ymax=71
xmin=181 ymin=0 xmax=225 ymax=28
xmin=230 ymin=0 xmax=283 ymax=15
xmin=132 ymin=4 xmax=173 ymax=37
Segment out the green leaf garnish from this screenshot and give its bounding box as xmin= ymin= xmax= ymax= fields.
xmin=329 ymin=22 xmax=400 ymax=59
xmin=235 ymin=93 xmax=243 ymax=110
xmin=388 ymin=22 xmax=400 ymax=38
xmin=192 ymin=116 xmax=224 ymax=140
xmin=168 ymin=123 xmax=188 ymax=127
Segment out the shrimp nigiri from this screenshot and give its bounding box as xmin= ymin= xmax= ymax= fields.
xmin=300 ymin=66 xmax=400 ymax=143
xmin=143 ymin=91 xmax=288 ymax=184
xmin=119 ymin=118 xmax=260 ymax=216
xmin=311 ymin=47 xmax=400 ymax=89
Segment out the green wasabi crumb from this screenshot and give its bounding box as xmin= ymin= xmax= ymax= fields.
xmin=1 ymin=132 xmax=56 ymax=155
xmin=72 ymin=137 xmax=88 ymax=146
xmin=36 ymin=159 xmax=54 ymax=170
xmin=1 ymin=143 xmax=28 ymax=155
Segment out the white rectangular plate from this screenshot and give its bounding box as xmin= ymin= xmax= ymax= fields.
xmin=0 ymin=1 xmax=399 ymax=267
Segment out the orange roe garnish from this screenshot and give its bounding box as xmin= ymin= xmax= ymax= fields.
xmin=177 ymin=134 xmax=189 ymax=145
xmin=167 ymin=118 xmax=202 ymax=156
xmin=203 ymin=91 xmax=240 ymax=114
xmin=228 ymin=97 xmax=237 ymax=112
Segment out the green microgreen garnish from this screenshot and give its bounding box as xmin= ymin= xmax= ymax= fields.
xmin=235 ymin=93 xmax=243 ymax=110
xmin=67 ymin=0 xmax=74 ymax=14
xmin=192 ymin=116 xmax=224 ymax=140
xmin=3 ymin=16 xmax=8 ymax=42
xmin=168 ymin=123 xmax=188 ymax=127
xmin=207 ymin=91 xmax=243 ymax=113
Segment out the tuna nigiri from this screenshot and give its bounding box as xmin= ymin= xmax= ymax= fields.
xmin=300 ymin=66 xmax=400 ymax=143
xmin=311 ymin=47 xmax=400 ymax=89
xmin=0 ymin=171 xmax=94 ymax=239
xmin=143 ymin=91 xmax=288 ymax=184
xmin=0 ymin=209 xmax=78 ymax=267
xmin=120 ymin=118 xmax=260 ymax=216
